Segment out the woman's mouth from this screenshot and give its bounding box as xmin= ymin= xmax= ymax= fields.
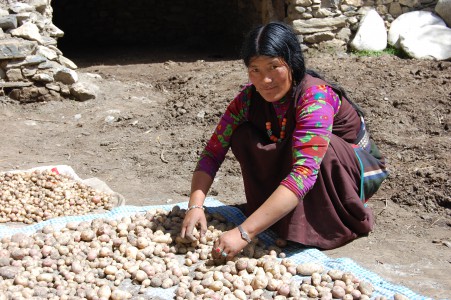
xmin=261 ymin=86 xmax=276 ymax=91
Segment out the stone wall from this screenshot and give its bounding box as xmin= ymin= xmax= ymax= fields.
xmin=0 ymin=0 xmax=81 ymax=102
xmin=285 ymin=0 xmax=438 ymax=50
xmin=0 ymin=0 xmax=440 ymax=102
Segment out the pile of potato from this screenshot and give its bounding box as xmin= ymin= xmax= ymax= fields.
xmin=0 ymin=169 xmax=114 ymax=224
xmin=0 ymin=205 xmax=409 ymax=300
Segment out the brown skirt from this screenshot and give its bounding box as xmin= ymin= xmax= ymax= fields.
xmin=230 ymin=122 xmax=374 ymax=250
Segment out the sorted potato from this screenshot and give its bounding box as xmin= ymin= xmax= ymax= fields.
xmin=0 ymin=169 xmax=114 ymax=224
xmin=0 ymin=205 xmax=399 ymax=299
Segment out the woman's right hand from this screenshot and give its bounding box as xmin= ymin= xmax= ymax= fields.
xmin=180 ymin=207 xmax=207 ymax=241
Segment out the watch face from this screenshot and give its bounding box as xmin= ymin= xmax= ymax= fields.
xmin=239 ymin=226 xmax=251 ymax=243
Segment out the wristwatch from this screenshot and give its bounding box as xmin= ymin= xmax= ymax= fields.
xmin=238 ymin=225 xmax=252 ymax=243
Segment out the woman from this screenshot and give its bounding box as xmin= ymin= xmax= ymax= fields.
xmin=180 ymin=22 xmax=388 ymax=259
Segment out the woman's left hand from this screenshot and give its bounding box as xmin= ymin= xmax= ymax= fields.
xmin=212 ymin=227 xmax=249 ymax=260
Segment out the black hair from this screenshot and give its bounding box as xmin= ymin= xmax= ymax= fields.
xmin=240 ymin=22 xmax=306 ymax=84
xmin=241 ymin=22 xmax=364 ymax=116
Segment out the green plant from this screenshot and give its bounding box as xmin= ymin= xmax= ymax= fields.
xmin=351 ymin=46 xmax=408 ymax=58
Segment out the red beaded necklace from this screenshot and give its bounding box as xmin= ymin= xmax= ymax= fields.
xmin=266 ymin=117 xmax=287 ymax=143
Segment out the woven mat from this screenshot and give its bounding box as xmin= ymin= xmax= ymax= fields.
xmin=0 ymin=197 xmax=430 ymax=300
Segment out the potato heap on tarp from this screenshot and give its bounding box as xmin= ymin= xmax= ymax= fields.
xmin=0 ymin=206 xmax=391 ymax=300
xmin=0 ymin=169 xmax=114 ymax=224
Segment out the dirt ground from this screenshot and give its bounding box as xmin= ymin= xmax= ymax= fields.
xmin=0 ymin=47 xmax=450 ymax=299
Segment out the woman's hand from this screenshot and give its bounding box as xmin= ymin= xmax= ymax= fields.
xmin=180 ymin=208 xmax=207 ymax=241
xmin=212 ymin=227 xmax=249 ymax=259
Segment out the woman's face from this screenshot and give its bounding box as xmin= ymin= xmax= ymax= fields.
xmin=248 ymin=56 xmax=292 ymax=102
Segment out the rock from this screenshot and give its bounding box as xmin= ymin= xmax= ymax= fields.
xmin=38 ymin=60 xmax=63 ymax=70
xmin=343 ymin=0 xmax=363 ymax=5
xmin=0 ymin=15 xmax=17 ymax=30
xmin=389 ymin=2 xmax=403 ymax=17
xmin=350 ymin=9 xmax=387 ymax=51
xmin=22 ymin=66 xmax=38 ymax=77
xmin=54 ymin=68 xmax=78 ymax=84
xmin=296 ymin=0 xmax=314 ymax=7
xmin=196 ymin=110 xmax=205 ymax=121
xmin=36 ymin=45 xmax=58 ymax=60
xmin=16 ymin=12 xmax=33 ymax=25
xmin=400 ymin=25 xmax=451 ymax=60
xmin=292 ymin=16 xmax=347 ymax=34
xmin=6 ymin=69 xmax=24 ymax=81
xmin=58 ymin=55 xmax=78 ymax=69
xmin=40 ymin=36 xmax=58 ymax=46
xmin=9 ymin=86 xmax=41 ymax=103
xmin=32 ymin=72 xmax=54 ymax=83
xmin=70 ymin=82 xmax=98 ymax=101
xmin=45 ymin=23 xmax=64 ymax=38
xmin=0 ymin=9 xmax=8 ymax=17
xmin=0 ymin=81 xmax=33 ymax=88
xmin=304 ymin=31 xmax=335 ymax=43
xmin=9 ymin=3 xmax=34 ymax=13
xmin=388 ymin=11 xmax=446 ymax=49
xmin=47 ymin=45 xmax=63 ymax=55
xmin=46 ymin=83 xmax=60 ymax=91
xmin=312 ymin=8 xmax=333 ymax=18
xmin=30 ymin=0 xmax=48 ymax=12
xmin=0 ymin=39 xmax=37 ymax=59
xmin=435 ymin=0 xmax=451 ymax=26
xmin=10 ymin=22 xmax=44 ymax=44
xmin=317 ymin=38 xmax=347 ymax=51
xmin=336 ymin=27 xmax=352 ymax=41
xmin=399 ymin=0 xmax=418 ymax=7
xmin=5 ymin=55 xmax=46 ymax=69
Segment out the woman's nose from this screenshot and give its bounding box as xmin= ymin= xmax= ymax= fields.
xmin=263 ymin=75 xmax=272 ymax=83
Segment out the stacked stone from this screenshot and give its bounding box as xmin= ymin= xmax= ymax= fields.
xmin=0 ymin=1 xmax=85 ymax=103
xmin=285 ymin=0 xmax=438 ymax=50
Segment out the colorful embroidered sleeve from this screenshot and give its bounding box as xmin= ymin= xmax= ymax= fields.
xmin=280 ymin=85 xmax=341 ymax=199
xmin=194 ymin=84 xmax=252 ymax=178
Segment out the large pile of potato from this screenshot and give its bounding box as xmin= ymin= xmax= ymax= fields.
xmin=0 ymin=205 xmax=412 ymax=300
xmin=0 ymin=169 xmax=114 ymax=224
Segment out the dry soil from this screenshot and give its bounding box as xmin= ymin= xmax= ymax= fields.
xmin=0 ymin=48 xmax=450 ymax=299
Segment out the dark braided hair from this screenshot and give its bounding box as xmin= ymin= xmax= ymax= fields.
xmin=240 ymin=22 xmax=364 ymax=116
xmin=240 ymin=22 xmax=306 ymax=85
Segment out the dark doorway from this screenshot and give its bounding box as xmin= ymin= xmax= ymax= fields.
xmin=52 ymin=0 xmax=262 ymax=60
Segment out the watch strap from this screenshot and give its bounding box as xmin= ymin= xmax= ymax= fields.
xmin=238 ymin=225 xmax=252 ymax=243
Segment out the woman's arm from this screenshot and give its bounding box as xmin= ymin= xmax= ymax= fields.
xmin=213 ymin=185 xmax=298 ymax=258
xmin=240 ymin=185 xmax=299 ymax=239
xmin=181 ymin=86 xmax=252 ymax=241
xmin=180 ymin=170 xmax=213 ymax=240
xmin=195 ymin=85 xmax=252 ymax=178
xmin=281 ymin=85 xmax=340 ymax=199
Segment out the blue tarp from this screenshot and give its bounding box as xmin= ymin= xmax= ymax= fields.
xmin=0 ymin=197 xmax=433 ymax=300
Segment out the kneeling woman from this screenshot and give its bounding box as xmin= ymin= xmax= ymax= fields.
xmin=180 ymin=22 xmax=388 ymax=258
